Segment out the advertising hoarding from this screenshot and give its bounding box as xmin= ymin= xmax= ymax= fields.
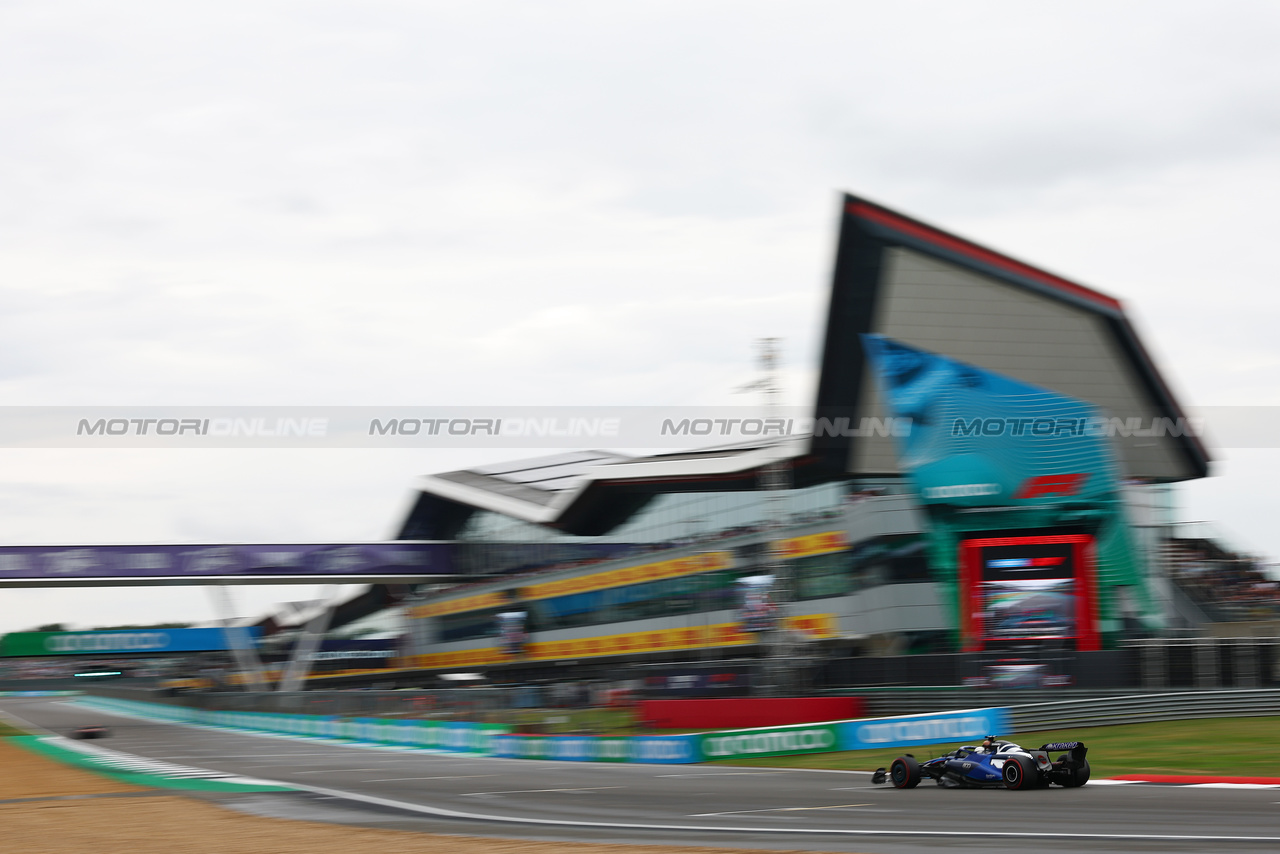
xmin=482 ymin=734 xmax=697 ymax=763
xmin=838 ymin=707 xmax=1011 ymax=751
xmin=861 ymin=334 xmax=1120 ymax=508
xmin=0 ymin=627 xmax=262 ymax=657
xmin=0 ymin=542 xmax=452 ymax=583
xmin=79 ymin=694 xmax=1018 ymax=766
xmin=698 ymin=723 xmax=840 ymax=760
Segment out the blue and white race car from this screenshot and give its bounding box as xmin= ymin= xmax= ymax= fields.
xmin=876 ymin=738 xmax=1090 ymax=790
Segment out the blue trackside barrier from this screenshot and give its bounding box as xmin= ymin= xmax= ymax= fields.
xmin=837 ymin=707 xmax=1011 ymax=751
xmin=491 ymin=734 xmax=696 ymax=764
xmin=72 ymin=695 xmax=1013 ymax=764
xmin=75 ymin=696 xmax=506 ymax=754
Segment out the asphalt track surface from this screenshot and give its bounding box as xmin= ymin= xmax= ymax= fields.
xmin=4 ymin=696 xmax=1279 ymax=854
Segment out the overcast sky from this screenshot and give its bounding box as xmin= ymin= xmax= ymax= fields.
xmin=1 ymin=1 xmax=1278 ymax=635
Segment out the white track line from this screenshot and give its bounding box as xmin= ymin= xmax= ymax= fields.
xmin=460 ymin=786 xmax=622 ymax=796
xmin=283 ymin=779 xmax=1280 ymax=843
xmin=43 ymin=737 xmax=279 ymax=787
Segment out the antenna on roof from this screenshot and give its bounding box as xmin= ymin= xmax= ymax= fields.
xmin=733 ymin=337 xmax=782 ymax=401
xmin=748 ymin=338 xmax=796 ymax=696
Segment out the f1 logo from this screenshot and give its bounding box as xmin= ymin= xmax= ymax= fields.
xmin=1013 ymin=473 xmax=1088 ymax=500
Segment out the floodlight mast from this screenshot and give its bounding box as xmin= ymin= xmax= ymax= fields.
xmin=277 ymin=585 xmax=341 ymax=693
xmin=754 ymin=338 xmax=796 ymax=696
xmin=209 ymin=584 xmax=269 ymax=691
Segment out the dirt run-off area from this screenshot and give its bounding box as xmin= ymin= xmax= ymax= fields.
xmin=0 ymin=739 xmax=851 ymax=854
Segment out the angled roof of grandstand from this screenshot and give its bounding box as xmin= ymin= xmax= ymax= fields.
xmin=816 ymin=193 xmax=1209 ymax=482
xmin=400 ymin=439 xmax=805 ymax=538
xmin=398 ymin=192 xmax=1210 ymax=540
xmin=432 ymin=450 xmax=632 ymax=509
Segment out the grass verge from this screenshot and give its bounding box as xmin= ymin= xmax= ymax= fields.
xmin=0 ymin=719 xmax=30 ymax=737
xmin=706 ymin=716 xmax=1280 ymax=778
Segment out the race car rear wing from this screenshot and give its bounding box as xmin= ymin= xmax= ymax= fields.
xmin=1039 ymin=741 xmax=1088 ymax=762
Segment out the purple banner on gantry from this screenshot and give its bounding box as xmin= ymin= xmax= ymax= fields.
xmin=0 ymin=542 xmax=454 ymax=581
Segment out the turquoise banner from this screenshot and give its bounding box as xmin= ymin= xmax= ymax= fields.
xmin=862 ymin=334 xmax=1121 ymax=507
xmin=491 ymin=734 xmax=696 ymax=763
xmin=837 ymin=707 xmax=1010 ymax=751
xmin=861 ymin=334 xmax=1153 ymax=645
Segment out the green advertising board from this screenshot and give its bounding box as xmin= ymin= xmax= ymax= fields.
xmin=696 ymin=723 xmax=840 ymax=761
xmin=0 ymin=628 xmax=257 ymax=657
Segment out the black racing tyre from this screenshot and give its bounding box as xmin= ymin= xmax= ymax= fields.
xmin=1060 ymin=758 xmax=1091 ymax=788
xmin=1002 ymin=754 xmax=1038 ymax=790
xmin=890 ymin=755 xmax=922 ymax=789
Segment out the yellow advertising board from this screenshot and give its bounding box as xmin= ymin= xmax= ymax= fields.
xmin=519 ymin=551 xmax=733 ymax=601
xmin=407 ymin=613 xmax=838 ymax=670
xmin=406 ymin=532 xmax=847 ymax=623
xmin=408 ymin=550 xmax=736 ymax=619
xmin=409 ymin=590 xmax=511 ymax=619
xmin=776 ymin=530 xmax=848 ymax=559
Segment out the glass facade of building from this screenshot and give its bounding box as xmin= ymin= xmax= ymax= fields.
xmin=451 ymin=480 xmax=913 ymax=576
xmin=435 ymin=532 xmax=927 ymax=644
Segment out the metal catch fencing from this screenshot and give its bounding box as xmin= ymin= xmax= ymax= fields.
xmin=1008 ymin=688 xmax=1280 ymax=732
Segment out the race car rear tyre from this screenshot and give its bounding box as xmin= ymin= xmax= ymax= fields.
xmin=890 ymin=756 xmax=921 ymax=789
xmin=1002 ymin=754 xmax=1038 ymax=790
xmin=1060 ymin=758 xmax=1091 ymax=788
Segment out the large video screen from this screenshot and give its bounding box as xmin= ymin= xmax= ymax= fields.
xmin=980 ymin=541 xmax=1076 ymax=641
xmin=957 ymin=534 xmax=1097 ymax=651
xmin=736 ymin=575 xmax=778 ymax=634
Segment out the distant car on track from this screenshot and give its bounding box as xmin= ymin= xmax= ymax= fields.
xmin=69 ymin=725 xmax=111 ymax=740
xmin=877 ymin=738 xmax=1090 ymax=790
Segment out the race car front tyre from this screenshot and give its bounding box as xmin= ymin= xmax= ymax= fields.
xmin=1060 ymin=758 xmax=1091 ymax=788
xmin=890 ymin=756 xmax=921 ymax=789
xmin=1002 ymin=754 xmax=1038 ymax=790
